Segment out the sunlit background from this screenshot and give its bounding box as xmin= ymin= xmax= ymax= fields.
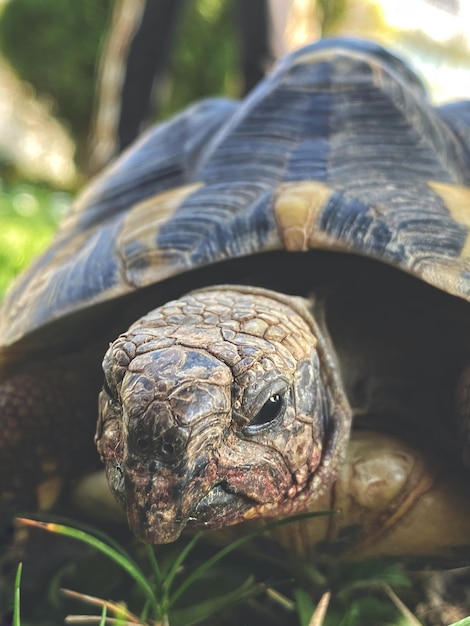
xmin=0 ymin=0 xmax=469 ymax=298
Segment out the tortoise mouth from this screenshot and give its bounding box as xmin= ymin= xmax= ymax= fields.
xmin=188 ymin=481 xmax=258 ymax=530
xmin=129 ymin=480 xmax=260 ymax=543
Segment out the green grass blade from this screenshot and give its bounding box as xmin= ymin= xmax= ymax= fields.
xmin=294 ymin=587 xmax=316 ymax=626
xmin=162 ymin=533 xmax=202 ymax=601
xmin=145 ymin=544 xmax=164 ymax=595
xmin=450 ymin=619 xmax=470 ymax=626
xmin=170 ymin=575 xmax=262 ymax=626
xmin=16 ymin=518 xmax=157 ymax=612
xmin=20 ymin=512 xmax=133 ymax=560
xmin=168 ymin=510 xmax=332 ymax=608
xmin=13 ymin=562 xmax=22 ymax=626
xmin=99 ymin=603 xmax=107 ymax=626
xmin=145 ymin=544 xmax=163 ymax=583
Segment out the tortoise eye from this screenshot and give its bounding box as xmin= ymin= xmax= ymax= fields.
xmin=246 ymin=394 xmax=284 ymax=432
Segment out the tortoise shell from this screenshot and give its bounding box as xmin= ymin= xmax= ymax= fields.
xmin=1 ymin=37 xmax=470 ymax=349
xmin=3 ymin=39 xmax=470 ymax=561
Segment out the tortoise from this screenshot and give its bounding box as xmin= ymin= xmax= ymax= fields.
xmin=2 ymin=37 xmax=470 ymax=563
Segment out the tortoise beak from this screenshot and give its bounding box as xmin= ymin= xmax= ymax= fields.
xmin=190 ymin=481 xmax=258 ymax=529
xmin=124 ymin=465 xmax=258 ymax=544
xmin=124 ymin=467 xmax=196 ymax=544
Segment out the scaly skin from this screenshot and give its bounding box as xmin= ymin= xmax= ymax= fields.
xmin=0 ymin=354 xmax=103 ymax=529
xmin=96 ymin=286 xmax=352 ymax=543
xmin=266 ymin=430 xmax=470 ymax=562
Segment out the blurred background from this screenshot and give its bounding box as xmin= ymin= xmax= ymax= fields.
xmin=0 ymin=0 xmax=469 ymax=299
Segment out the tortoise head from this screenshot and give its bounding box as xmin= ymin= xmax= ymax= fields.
xmin=95 ymin=287 xmax=351 ymax=543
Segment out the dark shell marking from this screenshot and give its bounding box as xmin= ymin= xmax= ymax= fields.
xmin=1 ymin=39 xmax=470 ymax=347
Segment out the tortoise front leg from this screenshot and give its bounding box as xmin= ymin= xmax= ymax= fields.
xmin=0 ymin=357 xmax=101 ymax=523
xmin=268 ymin=430 xmax=470 ymax=564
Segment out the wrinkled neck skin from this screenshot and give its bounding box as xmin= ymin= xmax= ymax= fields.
xmin=95 ymin=285 xmax=352 ymax=544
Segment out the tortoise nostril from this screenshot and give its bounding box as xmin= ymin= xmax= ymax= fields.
xmin=160 ymin=441 xmax=175 ymax=459
xmin=155 ymin=427 xmax=188 ymax=463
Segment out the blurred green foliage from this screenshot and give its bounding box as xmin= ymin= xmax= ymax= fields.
xmin=0 ymin=183 xmax=71 ymax=298
xmin=160 ymin=0 xmax=240 ymax=118
xmin=0 ymin=0 xmax=242 ymax=167
xmin=319 ymin=0 xmax=348 ymax=32
xmin=0 ymin=0 xmax=111 ymax=165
